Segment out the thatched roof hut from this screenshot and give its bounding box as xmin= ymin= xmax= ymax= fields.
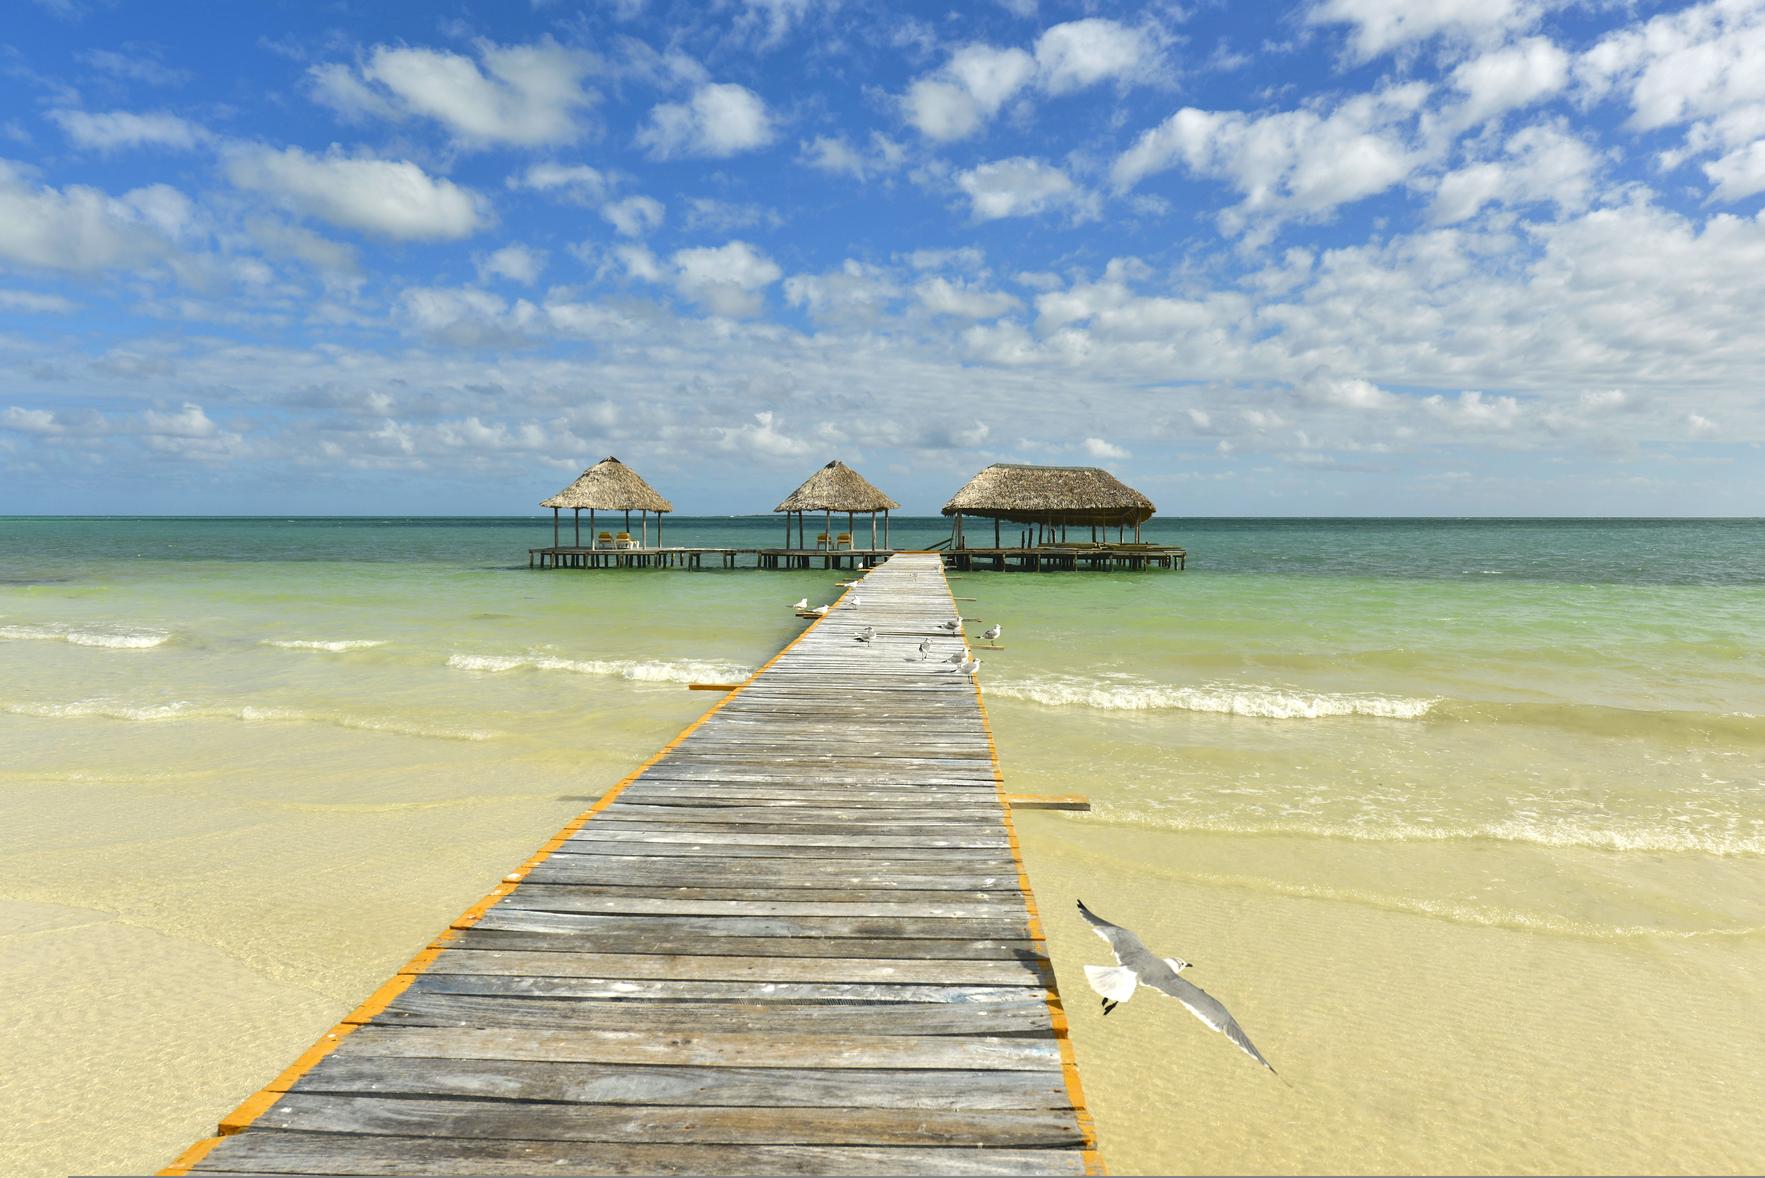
xmin=942 ymin=463 xmax=1155 ymax=546
xmin=774 ymin=460 xmax=900 ymax=551
xmin=541 ymin=456 xmax=672 ymax=548
xmin=543 ymin=456 xmax=673 ymax=513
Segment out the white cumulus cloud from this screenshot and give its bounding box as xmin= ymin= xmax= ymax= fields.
xmin=0 ymin=160 xmax=194 ymax=272
xmin=226 ymin=145 xmax=491 ymax=241
xmin=309 ymin=39 xmax=597 ymax=147
xmin=957 ymin=157 xmax=1091 ymax=221
xmin=670 ymin=240 xmax=782 ymax=317
xmin=49 ymin=109 xmax=211 ymax=151
xmin=638 ymin=83 xmax=774 ymax=159
xmin=1308 ymin=0 xmax=1542 ymax=60
xmin=1112 ymin=85 xmax=1431 ymax=228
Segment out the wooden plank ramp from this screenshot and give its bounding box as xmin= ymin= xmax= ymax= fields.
xmin=164 ymin=554 xmax=1101 ymax=1177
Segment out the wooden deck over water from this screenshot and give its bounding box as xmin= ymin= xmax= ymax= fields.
xmin=164 ymin=554 xmax=1101 ymax=1177
xmin=530 ymin=544 xmax=1183 ymax=572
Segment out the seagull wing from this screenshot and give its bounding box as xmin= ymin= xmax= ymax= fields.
xmin=1075 ymin=900 xmax=1150 ymax=966
xmin=1140 ymin=968 xmax=1277 ymax=1073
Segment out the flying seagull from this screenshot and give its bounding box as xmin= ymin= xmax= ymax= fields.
xmin=981 ymin=623 xmax=1002 ymax=642
xmin=854 ymin=625 xmax=875 ymax=644
xmin=791 ymin=598 xmax=808 ymax=611
xmin=1076 ymin=900 xmax=1276 ymax=1074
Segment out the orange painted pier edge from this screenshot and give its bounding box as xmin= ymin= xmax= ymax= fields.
xmin=942 ymin=575 xmax=1106 ymax=1175
xmin=154 ymin=587 xmax=854 ymax=1177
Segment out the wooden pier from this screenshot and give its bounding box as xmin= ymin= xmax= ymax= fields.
xmin=530 ymin=544 xmax=1184 ymax=572
xmin=164 ymin=554 xmax=1101 ymax=1177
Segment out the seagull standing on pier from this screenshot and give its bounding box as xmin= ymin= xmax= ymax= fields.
xmin=945 ymin=656 xmax=980 ymax=675
xmin=982 ymin=624 xmax=1002 ymax=642
xmin=791 ymin=597 xmax=808 ymax=611
xmin=854 ymin=625 xmax=875 ymax=644
xmin=918 ymin=638 xmax=932 ymax=659
xmin=938 ymin=619 xmax=962 ymax=633
xmin=1076 ymin=900 xmax=1277 ymax=1074
xmin=812 ymin=604 xmax=831 ymax=616
xmin=945 ymin=650 xmax=967 ymax=664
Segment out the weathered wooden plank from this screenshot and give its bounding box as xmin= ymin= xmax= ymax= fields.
xmin=567 ymin=826 xmax=1009 ymax=847
xmin=407 ymin=974 xmax=1043 ymax=1004
xmin=372 ymin=992 xmax=1054 ymax=1035
xmin=440 ymin=929 xmax=1047 ymax=960
xmin=287 ymin=1055 xmax=1073 ymax=1109
xmin=522 ymin=861 xmax=1022 ymax=891
xmin=420 ymin=951 xmax=1050 ymax=986
xmin=334 ymin=1026 xmax=1066 ymax=1070
xmin=554 ymin=840 xmax=1013 ymax=862
xmin=493 ymin=890 xmax=1018 ymax=919
xmin=192 ymin=1132 xmax=1090 ymax=1175
xmin=248 ymin=1094 xmax=1085 ymax=1148
xmin=467 ymin=909 xmax=1032 ymax=942
xmin=476 ymin=890 xmax=1023 ymax=911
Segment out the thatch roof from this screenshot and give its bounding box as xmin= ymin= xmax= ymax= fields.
xmin=774 ymin=460 xmax=901 ymax=514
xmin=941 ymin=463 xmax=1154 ymax=527
xmin=542 ymin=456 xmax=673 ymax=512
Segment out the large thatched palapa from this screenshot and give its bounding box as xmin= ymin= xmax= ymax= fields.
xmin=542 ymin=456 xmax=674 ymax=547
xmin=942 ymin=463 xmax=1156 ymax=547
xmin=774 ymin=460 xmax=901 ymax=550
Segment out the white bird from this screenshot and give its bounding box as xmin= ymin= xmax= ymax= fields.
xmin=847 ymin=595 xmax=862 ymax=607
xmin=944 ymin=656 xmax=980 ymax=675
xmin=938 ymin=619 xmax=962 ymax=633
xmin=791 ymin=598 xmax=808 ymax=611
xmin=981 ymin=624 xmax=1002 ymax=642
xmin=854 ymin=625 xmax=875 ymax=644
xmin=812 ymin=604 xmax=831 ymax=616
xmin=1076 ymin=900 xmax=1276 ymax=1074
xmin=917 ymin=639 xmax=932 ymax=659
xmin=944 ymin=651 xmax=966 ymax=664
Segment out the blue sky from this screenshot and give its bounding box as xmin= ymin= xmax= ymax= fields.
xmin=1 ymin=0 xmax=1762 ymax=515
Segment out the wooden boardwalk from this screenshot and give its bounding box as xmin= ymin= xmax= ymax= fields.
xmin=164 ymin=554 xmax=1101 ymax=1177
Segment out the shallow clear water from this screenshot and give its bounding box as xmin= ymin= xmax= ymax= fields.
xmin=1 ymin=517 xmax=1761 ymax=1175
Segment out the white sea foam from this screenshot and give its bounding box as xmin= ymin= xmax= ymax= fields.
xmin=5 ymin=699 xmax=195 ymax=721
xmin=236 ymin=706 xmax=495 ymax=742
xmin=988 ymin=674 xmax=1437 ymax=720
xmin=263 ymin=639 xmax=388 ymax=652
xmin=0 ymin=623 xmax=170 ymax=649
xmin=447 ymin=652 xmax=748 ymax=685
xmin=5 ymin=698 xmax=494 ymax=742
xmin=1111 ymin=810 xmax=1765 ymax=857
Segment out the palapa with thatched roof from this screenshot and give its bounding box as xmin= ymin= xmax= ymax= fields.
xmin=942 ymin=463 xmax=1156 ymax=547
xmin=774 ymin=460 xmax=902 ymax=551
xmin=542 ymin=456 xmax=674 ymax=548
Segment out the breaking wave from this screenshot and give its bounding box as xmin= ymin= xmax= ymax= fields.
xmin=1103 ymin=810 xmax=1765 ymax=857
xmin=446 ymin=652 xmax=748 ymax=685
xmin=5 ymin=699 xmax=496 ymax=742
xmin=0 ymin=623 xmax=170 ymax=649
xmin=988 ymin=674 xmax=1437 ymax=719
xmin=263 ymin=639 xmax=389 ymax=652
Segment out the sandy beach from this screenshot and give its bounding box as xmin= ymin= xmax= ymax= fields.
xmin=3 ymin=517 xmax=1761 ymax=1175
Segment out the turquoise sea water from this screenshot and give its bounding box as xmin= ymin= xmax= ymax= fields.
xmin=1 ymin=516 xmax=1761 ymax=1175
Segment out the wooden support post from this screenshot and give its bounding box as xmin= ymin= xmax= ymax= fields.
xmin=573 ymin=508 xmax=581 ymax=547
xmin=552 ymin=507 xmax=559 ymax=547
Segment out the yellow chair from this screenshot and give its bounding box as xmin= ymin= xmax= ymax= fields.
xmin=835 ymin=532 xmax=854 ymax=550
xmin=614 ymin=532 xmax=636 ymax=550
xmin=815 ymin=532 xmax=833 ymax=550
xmin=595 ymin=531 xmax=615 ymax=549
